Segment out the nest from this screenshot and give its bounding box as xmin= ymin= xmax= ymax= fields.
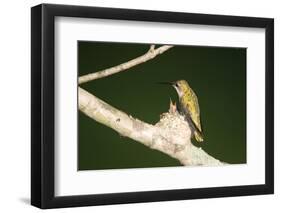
xmin=155 ymin=100 xmax=191 ymax=146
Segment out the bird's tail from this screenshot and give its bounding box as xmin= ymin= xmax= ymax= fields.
xmin=194 ymin=131 xmax=204 ymax=142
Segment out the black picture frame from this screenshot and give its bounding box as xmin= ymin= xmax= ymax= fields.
xmin=31 ymin=3 xmax=274 ymax=209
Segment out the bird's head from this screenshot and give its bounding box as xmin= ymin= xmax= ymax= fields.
xmin=158 ymin=80 xmax=190 ymax=98
xmin=172 ymin=80 xmax=190 ymax=97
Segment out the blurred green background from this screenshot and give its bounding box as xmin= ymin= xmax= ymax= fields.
xmin=78 ymin=41 xmax=246 ymax=170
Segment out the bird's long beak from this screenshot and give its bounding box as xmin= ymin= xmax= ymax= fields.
xmin=157 ymin=81 xmax=175 ymax=86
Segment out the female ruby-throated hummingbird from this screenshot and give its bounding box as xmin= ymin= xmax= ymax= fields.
xmin=160 ymin=80 xmax=204 ymax=142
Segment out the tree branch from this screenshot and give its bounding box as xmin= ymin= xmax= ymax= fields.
xmin=78 ymin=45 xmax=173 ymax=84
xmin=79 ymin=87 xmax=224 ymax=166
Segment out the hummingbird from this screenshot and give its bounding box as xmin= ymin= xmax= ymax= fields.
xmin=159 ymin=80 xmax=204 ymax=142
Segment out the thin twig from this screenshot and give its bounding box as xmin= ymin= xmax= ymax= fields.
xmin=78 ymin=45 xmax=173 ymax=84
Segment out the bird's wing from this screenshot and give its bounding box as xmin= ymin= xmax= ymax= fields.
xmin=180 ymin=94 xmax=203 ymax=135
xmin=190 ymin=94 xmax=203 ymax=134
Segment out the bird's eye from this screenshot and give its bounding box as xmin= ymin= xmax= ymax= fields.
xmin=175 ymin=83 xmax=178 ymax=87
